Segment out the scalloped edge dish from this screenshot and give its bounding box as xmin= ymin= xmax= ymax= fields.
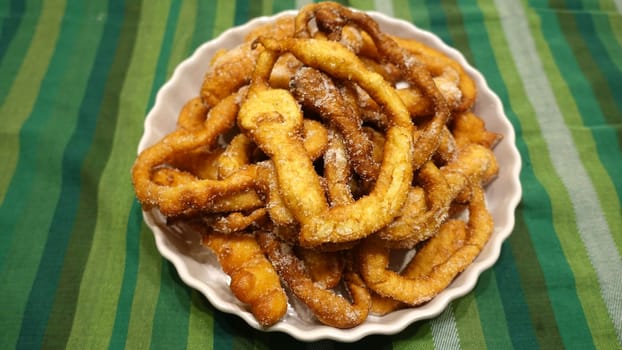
xmin=137 ymin=9 xmax=522 ymax=342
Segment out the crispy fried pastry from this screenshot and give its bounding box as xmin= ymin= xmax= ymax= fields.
xmin=131 ymin=2 xmax=502 ymax=328
xmin=257 ymin=231 xmax=370 ymax=328
xmin=358 ymin=185 xmax=493 ymax=306
xmin=203 ymin=230 xmax=288 ymax=327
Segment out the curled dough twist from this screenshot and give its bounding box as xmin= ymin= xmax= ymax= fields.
xmin=239 ymin=37 xmax=415 ymax=247
xmin=358 ymin=184 xmax=494 ymax=307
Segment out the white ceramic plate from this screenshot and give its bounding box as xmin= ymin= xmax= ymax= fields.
xmin=137 ymin=9 xmax=522 ymax=342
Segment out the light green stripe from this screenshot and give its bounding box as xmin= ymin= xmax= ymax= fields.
xmin=391 ymin=0 xmax=413 ymax=22
xmin=166 ymin=0 xmax=198 ymax=78
xmin=64 ymin=1 xmax=172 ymax=348
xmin=261 ymin=0 xmax=273 ymax=15
xmin=0 ymin=0 xmax=63 ymax=203
xmin=393 ymin=324 xmax=435 ymax=350
xmin=187 ymin=291 xmax=215 ymax=350
xmin=453 ymin=293 xmax=487 ymax=349
xmin=213 ymin=0 xmax=235 ymax=37
xmin=348 ymin=0 xmax=374 ymax=10
xmin=124 ymin=225 xmax=162 ymax=350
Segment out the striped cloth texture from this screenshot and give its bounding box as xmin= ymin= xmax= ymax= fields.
xmin=1 ymin=0 xmax=621 ymax=349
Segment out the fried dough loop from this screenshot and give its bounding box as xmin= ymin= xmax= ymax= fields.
xmin=131 ymin=2 xmax=502 ymax=328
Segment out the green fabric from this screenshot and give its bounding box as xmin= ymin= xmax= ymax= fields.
xmin=1 ymin=0 xmax=621 ymax=348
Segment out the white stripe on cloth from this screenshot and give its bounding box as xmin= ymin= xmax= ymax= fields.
xmin=432 ymin=304 xmax=461 ymax=350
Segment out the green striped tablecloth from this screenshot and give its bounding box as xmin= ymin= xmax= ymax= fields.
xmin=1 ymin=0 xmax=621 ymax=349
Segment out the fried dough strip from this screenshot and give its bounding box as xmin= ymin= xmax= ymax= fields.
xmin=323 ymin=130 xmax=355 ymax=207
xmin=369 ymin=220 xmax=469 ymax=315
xmin=240 ymin=39 xmax=414 ymax=247
xmin=291 ymin=66 xmax=379 ymax=182
xmin=129 ymin=2 xmax=504 ymax=328
xmin=201 ymin=17 xmax=295 ymax=106
xmin=217 ymin=133 xmax=254 ymax=179
xmin=451 ymin=111 xmax=502 ymax=149
xmin=151 ymin=167 xmax=264 ymax=214
xmin=392 ymin=36 xmax=477 ymax=112
xmin=177 ymin=96 xmax=209 ymax=131
xmin=132 ymin=93 xmax=263 ymax=216
xmin=201 ymin=42 xmax=258 ymax=107
xmin=377 ymin=144 xmax=498 ymax=247
xmin=358 ymin=185 xmax=493 ymax=306
xmin=210 ymin=208 xmax=268 ymax=233
xmin=295 ymin=247 xmax=345 ymax=289
xmin=254 ymin=162 xmax=296 ymax=226
xmin=203 ymin=231 xmax=288 ymax=327
xmin=296 ymin=2 xmax=451 ymax=169
xmin=163 ymin=147 xmax=223 ymax=180
xmin=257 ymin=231 xmax=370 ymax=328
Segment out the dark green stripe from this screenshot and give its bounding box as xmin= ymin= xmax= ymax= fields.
xmin=124 ymin=224 xmax=163 ymax=349
xmin=330 ymin=0 xmax=349 ymax=8
xmin=474 ymin=270 xmax=513 ymax=348
xmin=108 ymin=202 xmax=143 ymax=349
xmin=493 ymin=242 xmax=540 ymax=349
xmin=150 ymin=263 xmax=192 ymax=350
xmin=424 ymin=0 xmax=452 ymax=44
xmin=145 ymin=0 xmax=181 ymax=116
xmin=440 ymin=0 xmax=475 ymax=65
xmin=272 ymin=0 xmax=295 ymax=12
xmin=190 ymin=0 xmax=216 ymax=50
xmin=40 ymin=0 xmax=142 ymax=347
xmin=0 ymin=0 xmax=30 ymax=105
xmin=406 ymin=0 xmax=431 ymax=30
xmin=0 ymin=0 xmax=25 ymax=59
xmin=248 ymin=0 xmax=264 ymax=19
xmin=342 ymin=335 xmax=394 ymax=350
xmin=16 ymin=1 xmax=125 ymax=348
xmin=510 ymin=213 xmax=565 ymax=348
xmin=234 ymin=0 xmax=251 ymax=25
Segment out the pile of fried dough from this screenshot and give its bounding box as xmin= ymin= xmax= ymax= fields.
xmin=132 ymin=2 xmax=501 ymax=328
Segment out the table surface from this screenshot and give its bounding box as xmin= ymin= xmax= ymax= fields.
xmin=1 ymin=0 xmax=621 ymax=349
